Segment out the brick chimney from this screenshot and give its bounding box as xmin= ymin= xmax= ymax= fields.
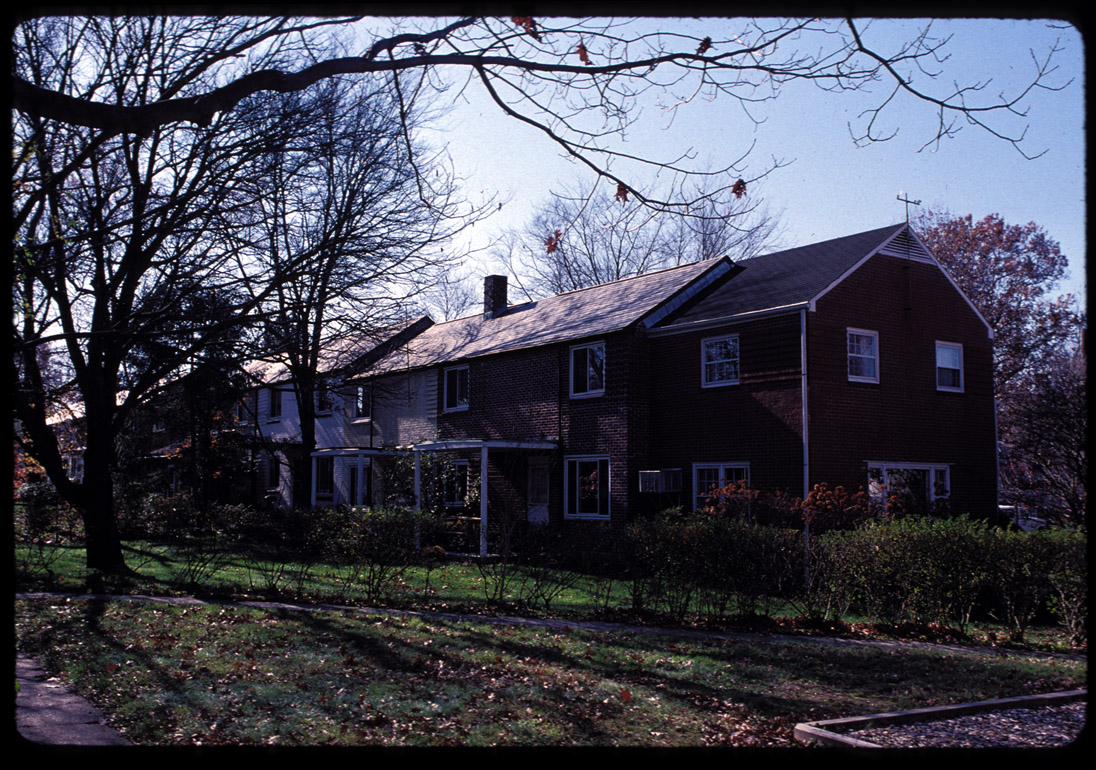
xmin=483 ymin=275 xmax=508 ymax=319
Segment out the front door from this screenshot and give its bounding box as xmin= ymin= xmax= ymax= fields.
xmin=527 ymin=456 xmax=550 ymax=524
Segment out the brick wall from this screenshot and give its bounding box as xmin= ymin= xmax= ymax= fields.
xmin=806 ymin=253 xmax=997 ymax=514
xmin=649 ymin=312 xmax=805 ymax=509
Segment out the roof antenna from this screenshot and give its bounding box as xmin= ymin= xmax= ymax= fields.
xmin=896 ymin=192 xmax=921 ymax=330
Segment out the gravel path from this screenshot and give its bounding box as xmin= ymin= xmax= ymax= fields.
xmin=845 ymin=701 xmax=1087 ymax=748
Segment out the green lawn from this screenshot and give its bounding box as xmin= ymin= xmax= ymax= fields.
xmin=15 ymin=595 xmax=1086 ymax=747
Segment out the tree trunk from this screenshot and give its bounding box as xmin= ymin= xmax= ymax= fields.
xmin=79 ymin=443 xmax=127 ymax=572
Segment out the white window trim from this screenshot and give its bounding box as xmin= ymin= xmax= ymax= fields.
xmin=692 ymin=462 xmax=750 ymax=511
xmin=935 ymin=341 xmax=964 ymax=393
xmin=867 ymin=461 xmax=951 ymax=504
xmin=443 ymin=365 xmax=470 ymax=413
xmin=570 ymin=341 xmax=606 ymax=399
xmin=701 ymin=333 xmax=740 ymax=388
xmin=564 ymin=454 xmax=611 ymax=519
xmin=847 ymin=328 xmax=880 ymax=384
xmin=353 ymin=383 xmax=371 ymax=421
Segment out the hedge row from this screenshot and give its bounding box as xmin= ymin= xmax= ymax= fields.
xmin=624 ymin=513 xmax=1086 ymax=646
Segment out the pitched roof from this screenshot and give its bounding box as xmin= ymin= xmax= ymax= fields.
xmin=365 ymin=257 xmax=733 ymax=374
xmin=659 ymin=223 xmax=911 ymax=328
xmin=248 ymin=316 xmax=433 ymax=385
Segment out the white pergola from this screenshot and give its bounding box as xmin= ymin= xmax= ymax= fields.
xmin=411 ymin=438 xmax=557 ymax=557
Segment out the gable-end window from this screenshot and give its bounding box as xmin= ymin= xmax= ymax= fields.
xmin=571 ymin=342 xmax=605 ymax=398
xmin=565 ymin=455 xmax=610 ymax=519
xmin=444 ymin=366 xmax=469 ymax=412
xmin=268 ymin=387 xmax=282 ymax=419
xmin=354 ymin=384 xmax=371 ymax=420
xmin=693 ymin=462 xmax=749 ymax=511
xmin=702 ymin=334 xmax=740 ymax=387
xmin=936 ymin=341 xmax=964 ymax=392
xmin=847 ymin=329 xmax=879 ymax=383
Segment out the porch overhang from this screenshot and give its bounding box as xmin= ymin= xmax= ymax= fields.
xmin=410 ymin=438 xmax=557 ymax=557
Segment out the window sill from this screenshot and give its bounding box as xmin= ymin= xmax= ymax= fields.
xmin=564 ymin=513 xmax=610 ymax=521
xmin=702 ymin=380 xmax=739 ymax=389
xmin=569 ymin=391 xmax=605 ymax=400
xmin=443 ymin=406 xmax=469 ymax=414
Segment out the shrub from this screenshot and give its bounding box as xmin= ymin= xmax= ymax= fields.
xmin=985 ymin=528 xmax=1058 ymax=642
xmin=1043 ymin=528 xmax=1087 ymax=649
xmin=316 ymin=506 xmax=421 ymax=604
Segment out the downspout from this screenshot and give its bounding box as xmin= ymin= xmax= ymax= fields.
xmin=800 ymin=308 xmax=811 ymax=585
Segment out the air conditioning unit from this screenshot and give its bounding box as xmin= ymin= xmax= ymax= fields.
xmin=639 ymin=468 xmax=682 ymax=493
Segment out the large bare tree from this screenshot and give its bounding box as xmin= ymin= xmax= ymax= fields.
xmin=11 ymin=17 xmax=365 ymax=570
xmin=236 ymin=73 xmax=482 ymax=497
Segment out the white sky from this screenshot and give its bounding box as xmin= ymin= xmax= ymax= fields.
xmin=409 ymin=17 xmax=1086 ymax=312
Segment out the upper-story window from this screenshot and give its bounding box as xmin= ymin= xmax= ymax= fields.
xmin=444 ymin=365 xmax=469 ymax=412
xmin=847 ymin=328 xmax=879 ymax=383
xmin=935 ymin=341 xmax=964 ymax=392
xmin=268 ymin=387 xmax=282 ymax=419
xmin=570 ymin=342 xmax=605 ymax=398
xmin=702 ymin=334 xmax=740 ymax=387
xmin=235 ymin=396 xmax=250 ymax=424
xmin=315 ymin=381 xmax=332 ymax=414
xmin=354 ymin=383 xmax=371 ymax=420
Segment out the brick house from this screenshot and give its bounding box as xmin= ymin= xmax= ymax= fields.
xmin=648 ymin=223 xmax=997 ymax=518
xmin=349 ymin=222 xmax=997 ymax=553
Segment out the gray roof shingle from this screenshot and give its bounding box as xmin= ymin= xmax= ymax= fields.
xmin=661 ymin=223 xmax=909 ymax=327
xmin=366 ymin=257 xmax=730 ymax=374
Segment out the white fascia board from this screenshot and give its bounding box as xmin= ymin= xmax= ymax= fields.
xmin=412 ymin=438 xmax=557 ymax=452
xmin=647 ymin=302 xmax=808 ymax=338
xmin=640 ymin=258 xmax=735 ymax=329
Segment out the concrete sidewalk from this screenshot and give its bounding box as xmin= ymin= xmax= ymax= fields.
xmin=15 ymin=653 xmax=131 ymax=746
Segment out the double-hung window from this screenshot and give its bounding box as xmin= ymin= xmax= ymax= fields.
xmin=570 ymin=342 xmax=605 ymax=398
xmin=354 ymin=383 xmax=371 ymax=420
xmin=693 ymin=462 xmax=749 ymax=511
xmin=702 ymin=334 xmax=740 ymax=387
xmin=565 ymin=455 xmax=610 ymax=518
xmin=315 ymin=456 xmax=334 ymax=499
xmin=935 ymin=341 xmax=964 ymax=392
xmin=268 ymin=387 xmax=282 ymax=419
xmin=444 ymin=365 xmax=469 ymax=412
xmin=315 ymin=381 xmax=332 ymax=414
xmin=267 ymin=453 xmax=281 ymax=489
xmin=847 ymin=328 xmax=879 ymax=383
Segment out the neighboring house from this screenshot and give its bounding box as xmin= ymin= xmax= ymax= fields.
xmin=237 ymin=317 xmax=434 ymax=510
xmin=350 ymin=222 xmax=997 ymax=553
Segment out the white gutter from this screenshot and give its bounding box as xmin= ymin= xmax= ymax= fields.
xmin=800 ymin=308 xmax=810 ymax=500
xmin=801 ymin=308 xmax=811 ymax=586
xmin=646 ymin=302 xmax=809 ymax=338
